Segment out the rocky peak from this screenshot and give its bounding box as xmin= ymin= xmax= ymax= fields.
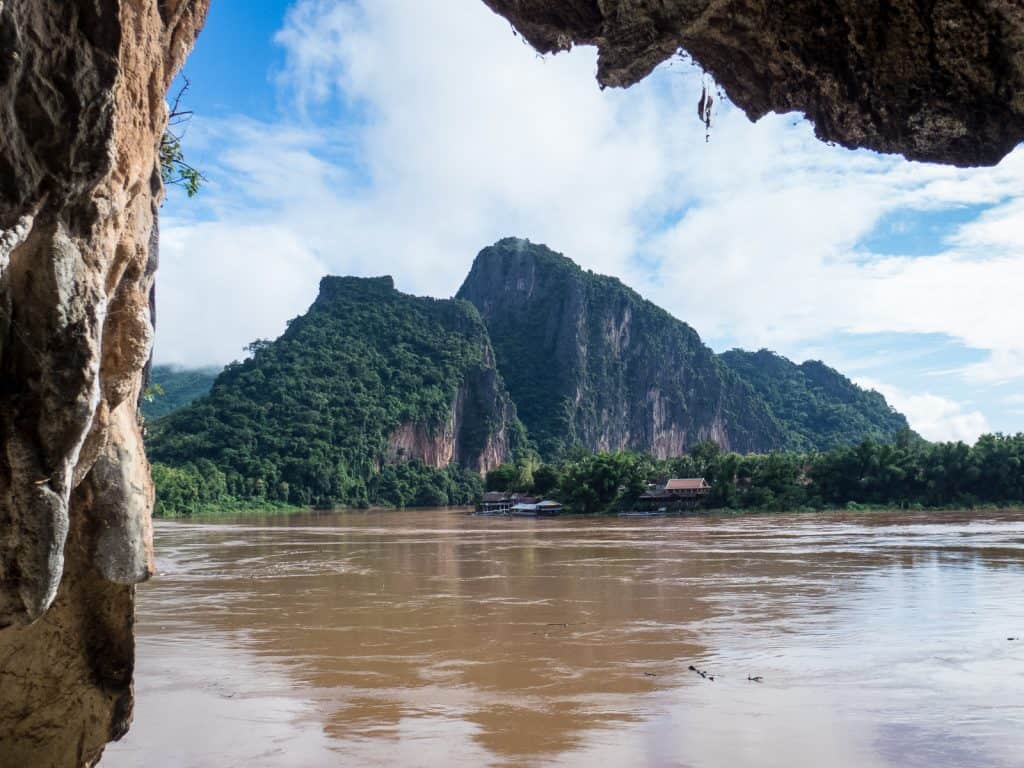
xmin=458 ymin=239 xmax=785 ymax=457
xmin=148 ymin=275 xmax=526 ymax=507
xmin=316 ymin=274 xmax=396 ymax=301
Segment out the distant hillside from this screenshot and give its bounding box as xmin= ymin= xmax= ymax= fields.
xmin=142 ymin=365 xmax=218 ymax=420
xmin=147 ymin=240 xmax=916 ymax=514
xmin=719 ymin=349 xmax=913 ymax=450
xmin=458 ymin=238 xmax=912 ymax=457
xmin=457 ymin=238 xmax=786 ymax=458
xmin=148 ymin=276 xmax=526 ymax=509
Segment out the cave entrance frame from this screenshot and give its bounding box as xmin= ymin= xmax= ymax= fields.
xmin=2 ymin=1 xmax=1023 ymax=765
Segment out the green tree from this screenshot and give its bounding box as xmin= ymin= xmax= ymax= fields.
xmin=160 ymin=78 xmax=206 ymax=198
xmin=555 ymin=452 xmax=647 ymax=514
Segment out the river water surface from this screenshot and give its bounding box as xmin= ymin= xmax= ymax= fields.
xmin=103 ymin=508 xmax=1024 ymax=768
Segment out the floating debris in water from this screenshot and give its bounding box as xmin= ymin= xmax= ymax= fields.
xmin=747 ymin=675 xmax=764 ymax=683
xmin=689 ymin=664 xmax=714 ymax=681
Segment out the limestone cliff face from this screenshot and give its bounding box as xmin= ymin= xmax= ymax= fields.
xmin=457 ymin=238 xmax=786 ymax=458
xmin=0 ymin=1 xmax=207 ymax=765
xmin=456 ymin=361 xmax=520 ymax=474
xmin=482 ymin=0 xmax=1024 ymax=166
xmin=309 ymin=278 xmax=523 ymax=483
xmin=386 ymin=361 xmax=518 ymax=475
xmin=387 ymin=422 xmax=457 ymax=469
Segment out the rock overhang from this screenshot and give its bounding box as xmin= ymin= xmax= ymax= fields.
xmin=481 ymin=0 xmax=1024 ymax=167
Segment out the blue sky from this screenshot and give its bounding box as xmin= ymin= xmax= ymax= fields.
xmin=157 ymin=0 xmax=1024 ymax=442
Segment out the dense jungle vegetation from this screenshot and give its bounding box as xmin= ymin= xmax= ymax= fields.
xmin=151 ymin=429 xmax=1024 ymax=518
xmin=147 ymin=275 xmax=523 ymax=514
xmin=719 ymin=349 xmax=911 ymax=450
xmin=145 ymin=241 xmax=980 ymax=518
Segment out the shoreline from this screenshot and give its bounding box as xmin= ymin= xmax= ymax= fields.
xmin=155 ymin=502 xmax=1024 ymax=522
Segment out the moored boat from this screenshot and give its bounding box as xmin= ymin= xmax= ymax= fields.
xmin=510 ymin=503 xmax=538 ymax=517
xmin=536 ymin=500 xmax=563 ymax=517
xmin=509 ymin=499 xmax=563 ymax=517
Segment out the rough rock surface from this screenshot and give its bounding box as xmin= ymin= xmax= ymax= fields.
xmin=458 ymin=238 xmax=786 ymax=458
xmin=385 ymin=364 xmax=518 ymax=475
xmin=482 ymin=0 xmax=1024 ymax=166
xmin=0 ymin=0 xmax=207 ymax=764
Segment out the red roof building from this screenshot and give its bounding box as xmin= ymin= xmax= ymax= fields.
xmin=639 ymin=478 xmax=710 ymax=502
xmin=664 ymin=478 xmax=710 ymax=493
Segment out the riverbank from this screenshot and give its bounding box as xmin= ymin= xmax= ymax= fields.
xmin=154 ymin=498 xmax=307 ymax=519
xmin=156 ymin=500 xmax=1024 ymax=521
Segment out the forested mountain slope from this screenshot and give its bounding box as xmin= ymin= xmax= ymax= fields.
xmin=148 ymin=276 xmax=526 ymax=508
xmin=141 ymin=365 xmax=218 ymax=420
xmin=719 ymin=349 xmax=912 ymax=451
xmin=149 ymin=241 xmax=914 ymax=513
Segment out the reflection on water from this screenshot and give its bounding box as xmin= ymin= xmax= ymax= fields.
xmin=103 ymin=509 xmax=1024 ymax=767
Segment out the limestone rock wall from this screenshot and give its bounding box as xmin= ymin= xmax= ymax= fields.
xmin=386 ymin=364 xmax=520 ymax=476
xmin=0 ymin=1 xmax=207 ymax=764
xmin=482 ymin=0 xmax=1024 ymax=166
xmin=387 ymin=421 xmax=457 ymax=469
xmin=452 ymin=361 xmax=521 ymax=475
xmin=457 ymin=239 xmax=786 ymax=459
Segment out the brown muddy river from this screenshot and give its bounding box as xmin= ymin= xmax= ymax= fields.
xmin=102 ymin=508 xmax=1024 ymax=768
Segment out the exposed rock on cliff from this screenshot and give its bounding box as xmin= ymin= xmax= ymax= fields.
xmin=482 ymin=0 xmax=1024 ymax=166
xmin=458 ymin=238 xmax=786 ymax=457
xmin=458 ymin=238 xmax=912 ymax=458
xmin=147 ymin=276 xmax=525 ymax=509
xmin=1 ymin=0 xmax=1007 ymax=761
xmin=0 ymin=0 xmax=207 ymax=764
xmin=385 ymin=364 xmax=518 ymax=474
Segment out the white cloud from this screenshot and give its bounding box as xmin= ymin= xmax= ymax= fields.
xmin=270 ymin=0 xmax=687 ymax=288
xmin=638 ymin=135 xmax=1024 ymax=388
xmin=950 ymin=196 xmax=1024 ymax=252
xmin=856 ymin=378 xmax=990 ymax=443
xmin=155 ymin=0 xmax=1024 ymax=435
xmin=155 ymin=220 xmax=326 ymax=366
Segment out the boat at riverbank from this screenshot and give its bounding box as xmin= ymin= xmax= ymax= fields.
xmin=507 ymin=500 xmax=565 ymax=517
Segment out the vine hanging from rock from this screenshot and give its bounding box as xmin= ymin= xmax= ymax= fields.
xmin=697 ymin=73 xmax=714 ymax=142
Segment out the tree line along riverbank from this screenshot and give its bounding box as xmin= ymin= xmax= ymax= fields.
xmin=152 ymin=433 xmax=1024 ymax=517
